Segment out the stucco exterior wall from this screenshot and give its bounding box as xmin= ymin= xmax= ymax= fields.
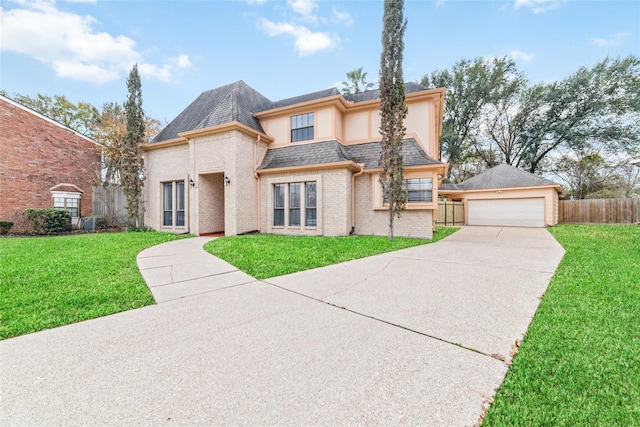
xmin=260 ymin=168 xmax=352 ymax=236
xmin=354 ymin=173 xmax=434 ymax=239
xmin=0 ymin=97 xmax=101 ymax=226
xmin=144 ymin=144 xmax=190 ymax=232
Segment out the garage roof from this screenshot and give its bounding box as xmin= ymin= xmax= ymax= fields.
xmin=441 ymin=164 xmax=561 ymax=191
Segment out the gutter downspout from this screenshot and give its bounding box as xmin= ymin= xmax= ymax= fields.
xmin=253 ymin=135 xmax=262 ymax=232
xmin=350 ymin=164 xmax=365 ymax=235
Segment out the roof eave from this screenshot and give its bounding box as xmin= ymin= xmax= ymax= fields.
xmin=257 ymin=161 xmax=361 ymax=175
xmin=177 ymin=121 xmax=274 ymax=142
xmin=255 ymin=95 xmax=350 ymax=118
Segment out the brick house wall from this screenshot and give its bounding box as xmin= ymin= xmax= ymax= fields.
xmin=0 ymin=96 xmax=102 ymax=226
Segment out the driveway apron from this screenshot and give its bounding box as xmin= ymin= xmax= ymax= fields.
xmin=0 ymin=227 xmax=564 ymax=426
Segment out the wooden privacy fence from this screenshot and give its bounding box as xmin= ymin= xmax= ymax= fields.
xmin=559 ymin=198 xmax=639 ymax=224
xmin=437 ymin=201 xmax=465 ymax=226
xmin=92 ymin=186 xmax=131 ymax=226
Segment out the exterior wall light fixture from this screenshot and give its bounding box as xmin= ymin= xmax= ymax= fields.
xmin=224 ymin=176 xmax=231 ymax=186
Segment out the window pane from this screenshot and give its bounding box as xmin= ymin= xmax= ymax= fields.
xmin=289 ymin=208 xmax=300 ymax=226
xmin=406 ymin=178 xmax=433 ymax=203
xmin=305 ymin=208 xmax=317 ymax=227
xmin=274 ymin=209 xmax=284 ymax=227
xmin=274 ymin=184 xmax=285 ymax=226
xmin=305 ymin=182 xmax=316 ymax=208
xmin=163 ymin=182 xmax=173 ymax=226
xmin=163 ymin=183 xmax=172 ymax=211
xmin=177 ymin=211 xmax=185 ymax=227
xmin=291 ymin=113 xmax=314 ymax=142
xmin=290 ymin=183 xmax=300 ymax=208
xmin=274 ymin=184 xmax=285 ymax=208
xmin=176 ymin=181 xmax=185 ymax=210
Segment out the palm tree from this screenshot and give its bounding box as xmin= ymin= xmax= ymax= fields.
xmin=341 ymin=67 xmax=375 ymax=95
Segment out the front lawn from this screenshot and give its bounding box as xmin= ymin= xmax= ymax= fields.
xmin=204 ymin=227 xmax=458 ymax=280
xmin=0 ymin=232 xmax=185 ymax=340
xmin=484 ymin=224 xmax=640 ymax=426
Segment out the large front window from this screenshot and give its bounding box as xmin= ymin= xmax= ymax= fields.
xmin=163 ymin=180 xmax=185 ymax=227
xmin=273 ymin=181 xmax=317 ymax=228
xmin=291 ymin=112 xmax=314 ymax=142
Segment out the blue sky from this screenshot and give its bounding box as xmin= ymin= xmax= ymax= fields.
xmin=1 ymin=0 xmax=639 ymax=122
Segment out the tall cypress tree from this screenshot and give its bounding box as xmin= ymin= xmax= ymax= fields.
xmin=122 ymin=64 xmax=145 ymax=227
xmin=378 ymin=0 xmax=407 ymax=240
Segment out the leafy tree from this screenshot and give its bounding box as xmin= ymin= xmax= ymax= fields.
xmin=421 ymin=57 xmax=523 ymax=181
xmin=121 ymin=65 xmax=146 ymax=227
xmin=341 ymin=67 xmax=375 ymax=95
xmin=378 ymin=0 xmax=407 ymax=240
xmin=3 ymin=92 xmax=99 ymax=137
xmin=94 ymin=102 xmax=163 ymax=185
xmin=517 ymin=56 xmax=640 ymax=174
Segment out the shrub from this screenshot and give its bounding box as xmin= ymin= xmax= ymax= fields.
xmin=0 ymin=221 xmax=13 ymax=235
xmin=25 ymin=208 xmax=72 ymax=234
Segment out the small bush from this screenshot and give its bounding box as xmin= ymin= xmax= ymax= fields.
xmin=0 ymin=221 xmax=13 ymax=235
xmin=25 ymin=208 xmax=72 ymax=234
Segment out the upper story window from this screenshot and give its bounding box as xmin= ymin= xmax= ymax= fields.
xmin=291 ymin=112 xmax=314 ymax=142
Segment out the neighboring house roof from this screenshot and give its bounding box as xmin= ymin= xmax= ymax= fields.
xmin=440 ymin=164 xmax=561 ymax=191
xmin=151 ymin=81 xmax=273 ymax=143
xmin=258 ymin=138 xmax=443 ymax=171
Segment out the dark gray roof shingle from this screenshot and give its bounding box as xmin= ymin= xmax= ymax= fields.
xmin=152 ymin=81 xmax=436 ymax=144
xmin=440 ymin=164 xmax=560 ymax=191
xmin=258 ymin=138 xmax=442 ymax=170
xmin=343 ymin=82 xmax=429 ymax=103
xmin=267 ymin=87 xmax=341 ymax=111
xmin=258 ymin=141 xmax=350 ymax=170
xmin=151 ymin=81 xmax=273 ymax=143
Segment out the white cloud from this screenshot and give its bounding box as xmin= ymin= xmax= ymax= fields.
xmin=258 ymin=18 xmax=338 ymax=56
xmin=590 ymin=32 xmax=630 ymax=47
xmin=0 ymin=0 xmax=190 ymax=83
xmin=287 ymin=0 xmax=319 ymax=23
xmin=245 ymin=0 xmax=268 ymax=4
xmin=331 ymin=6 xmax=353 ymax=27
xmin=510 ymin=49 xmax=534 ymax=62
xmin=514 ymin=0 xmax=566 ymax=14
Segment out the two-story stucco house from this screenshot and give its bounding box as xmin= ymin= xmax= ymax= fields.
xmin=143 ymin=81 xmax=448 ymax=238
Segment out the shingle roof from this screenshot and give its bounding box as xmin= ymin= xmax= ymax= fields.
xmin=151 ymin=81 xmax=273 ymax=143
xmin=440 ymin=164 xmax=560 ymax=191
xmin=268 ymin=87 xmax=341 ymax=110
xmin=152 ymin=81 xmax=435 ymax=144
xmin=343 ymin=82 xmax=429 ymax=103
xmin=258 ymin=138 xmax=442 ymax=170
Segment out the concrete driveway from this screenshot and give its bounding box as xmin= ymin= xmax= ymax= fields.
xmin=0 ymin=227 xmax=564 ymax=426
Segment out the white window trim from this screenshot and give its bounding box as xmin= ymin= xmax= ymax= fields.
xmin=51 ymin=190 xmax=82 ymax=219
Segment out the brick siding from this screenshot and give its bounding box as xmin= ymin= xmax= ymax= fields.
xmin=0 ymin=98 xmax=101 ymax=227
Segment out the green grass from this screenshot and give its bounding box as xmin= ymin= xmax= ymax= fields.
xmin=204 ymin=227 xmax=458 ymax=280
xmin=0 ymin=232 xmax=186 ymax=340
xmin=484 ymin=225 xmax=640 ymax=426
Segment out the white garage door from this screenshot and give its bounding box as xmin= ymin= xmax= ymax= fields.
xmin=468 ymin=198 xmax=545 ymax=227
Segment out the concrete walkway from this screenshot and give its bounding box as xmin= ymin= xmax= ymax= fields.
xmin=0 ymin=227 xmax=565 ymax=426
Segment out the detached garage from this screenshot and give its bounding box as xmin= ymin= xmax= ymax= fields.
xmin=440 ymin=164 xmax=563 ymax=228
